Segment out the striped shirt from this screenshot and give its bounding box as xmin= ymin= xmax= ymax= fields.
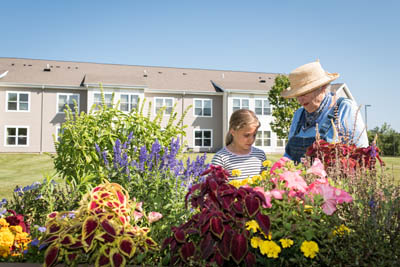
xmin=211 ymin=146 xmax=267 ymax=180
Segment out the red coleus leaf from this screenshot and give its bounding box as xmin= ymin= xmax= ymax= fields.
xmin=174 ymin=228 xmax=186 ymax=243
xmin=66 ymin=253 xmax=77 ymax=264
xmin=210 ymin=217 xmax=224 ymax=239
xmin=232 ymin=201 xmax=244 ymax=214
xmin=95 ymin=253 xmax=110 ymax=267
xmin=146 ymin=237 xmax=157 ymax=247
xmin=82 ymin=216 xmax=99 ymax=240
xmin=41 ymin=235 xmax=59 ymax=245
xmin=221 ymin=195 xmax=235 ymax=210
xmin=47 ymin=222 xmax=62 ymax=234
xmin=60 ymin=234 xmax=74 ymax=246
xmin=110 ymin=250 xmax=126 ymax=267
xmin=200 ymin=232 xmax=214 ymax=260
xmin=90 ymin=201 xmax=99 ymax=210
xmin=230 ymin=232 xmax=248 ymax=265
xmin=255 ymin=212 xmax=270 ymax=236
xmin=116 ymin=190 xmax=125 ymax=205
xmin=119 ymin=236 xmax=136 ymax=258
xmin=208 ymin=179 xmax=218 ymax=191
xmin=245 ymin=195 xmax=260 ymax=217
xmin=83 ymin=233 xmax=95 ymax=252
xmin=47 ymin=212 xmax=58 ymax=219
xmin=179 ymin=242 xmax=195 ymax=261
xmin=245 ymin=252 xmax=256 ymax=267
xmin=69 ymin=240 xmax=83 ymax=249
xmin=201 ymin=220 xmax=210 ymax=236
xmin=100 ymin=233 xmax=115 ymax=243
xmin=214 ymin=251 xmax=225 ymax=267
xmin=217 ymin=229 xmax=232 ymax=260
xmin=44 ymin=244 xmax=59 ymax=267
xmin=101 ymin=218 xmax=117 ymax=236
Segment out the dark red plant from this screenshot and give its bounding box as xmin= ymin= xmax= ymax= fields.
xmin=6 ymin=209 xmax=30 ymax=233
xmin=306 ymin=139 xmax=384 ymax=174
xmin=163 ymin=165 xmax=270 ymax=266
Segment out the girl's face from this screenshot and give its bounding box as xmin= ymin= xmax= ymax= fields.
xmin=230 ymin=123 xmax=259 ymax=152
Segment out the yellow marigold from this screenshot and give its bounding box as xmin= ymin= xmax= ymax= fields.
xmin=0 ymin=219 xmax=9 ymax=228
xmin=240 ymin=178 xmax=249 ymax=186
xmin=246 ymin=220 xmax=260 ymax=233
xmin=300 ymin=240 xmax=319 ymax=259
xmin=250 ymin=236 xmax=262 ymax=249
xmin=0 ymin=245 xmax=10 ymax=258
xmin=279 ymin=238 xmax=294 ymax=248
xmin=262 ymin=231 xmax=272 ymax=240
xmin=332 ymin=224 xmax=351 ymax=236
xmin=259 ymin=240 xmax=281 ymax=258
xmin=9 ymin=225 xmax=23 ymax=234
xmin=0 ymin=230 xmax=15 ymax=247
xmin=263 ymin=160 xmax=272 ymax=168
xmin=231 ymin=169 xmax=241 ymax=177
xmin=250 ymin=175 xmax=262 ymax=183
xmin=229 ymin=180 xmax=241 ymax=188
xmin=261 ymin=170 xmax=268 ymax=178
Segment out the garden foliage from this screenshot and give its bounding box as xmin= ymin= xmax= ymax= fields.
xmin=53 ymin=87 xmax=190 ymax=185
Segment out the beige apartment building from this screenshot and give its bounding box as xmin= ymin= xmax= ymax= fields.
xmin=0 ymin=58 xmax=354 ymax=154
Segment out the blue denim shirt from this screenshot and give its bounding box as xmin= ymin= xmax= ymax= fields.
xmin=284 ymin=93 xmax=369 ymax=159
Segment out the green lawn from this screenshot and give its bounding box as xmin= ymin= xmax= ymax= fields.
xmin=0 ymin=153 xmax=398 ymax=200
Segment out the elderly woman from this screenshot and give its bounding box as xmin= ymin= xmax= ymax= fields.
xmin=281 ymin=61 xmax=369 ymax=163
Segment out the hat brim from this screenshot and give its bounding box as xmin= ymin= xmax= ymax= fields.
xmin=281 ymin=72 xmax=339 ymax=98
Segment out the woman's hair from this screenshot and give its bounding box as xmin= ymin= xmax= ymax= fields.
xmin=225 ymin=109 xmax=260 ymax=146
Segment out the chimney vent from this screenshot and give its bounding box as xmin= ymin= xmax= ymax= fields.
xmin=43 ymin=64 xmax=51 ymax=72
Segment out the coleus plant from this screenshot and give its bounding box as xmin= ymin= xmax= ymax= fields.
xmin=41 ymin=181 xmax=158 ymax=267
xmin=162 ymin=165 xmax=271 ymax=266
xmin=306 ymin=139 xmax=384 ymax=173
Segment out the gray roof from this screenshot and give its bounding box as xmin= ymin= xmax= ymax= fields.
xmin=0 ymin=57 xmax=280 ymax=92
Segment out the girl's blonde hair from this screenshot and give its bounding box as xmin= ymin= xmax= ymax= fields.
xmin=225 ymin=109 xmax=260 ymax=146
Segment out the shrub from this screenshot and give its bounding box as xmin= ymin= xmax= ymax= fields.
xmin=53 ymin=87 xmax=190 ymax=186
xmin=41 ymin=181 xmax=159 ymax=267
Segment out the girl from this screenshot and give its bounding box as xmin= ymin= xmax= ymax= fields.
xmin=211 ymin=109 xmax=267 ymax=180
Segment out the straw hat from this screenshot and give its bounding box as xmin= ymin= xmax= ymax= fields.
xmin=281 ymin=61 xmax=339 ymax=98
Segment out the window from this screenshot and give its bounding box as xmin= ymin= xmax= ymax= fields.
xmin=5 ymin=127 xmax=28 ymax=146
xmin=120 ymin=94 xmax=139 ymax=112
xmin=194 ymin=99 xmax=212 ymax=117
xmin=155 ymin=97 xmax=174 ymax=115
xmin=194 ymin=129 xmax=212 ymax=147
xmin=57 ymin=93 xmax=79 ymax=113
xmin=7 ymin=92 xmax=29 ymax=111
xmin=255 ymin=131 xmax=271 ymax=147
xmin=232 ymin=98 xmax=249 ymax=112
xmin=55 ymin=126 xmax=64 ymax=142
xmin=277 ymin=138 xmax=286 ymax=147
xmin=94 ymin=93 xmax=113 ymax=109
xmin=255 ymin=99 xmax=271 ymax=115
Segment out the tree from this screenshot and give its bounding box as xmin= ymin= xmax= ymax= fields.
xmin=368 ymin=123 xmax=400 ymax=156
xmin=268 ymin=75 xmax=301 ymax=139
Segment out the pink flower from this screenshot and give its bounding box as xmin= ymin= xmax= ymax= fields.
xmin=306 ymin=158 xmax=327 ymax=178
xmin=270 ymin=189 xmax=285 ymax=200
xmin=133 ymin=211 xmax=143 ymax=221
xmin=253 ymin=187 xmax=272 ymax=208
xmin=334 ymin=188 xmax=353 ymax=204
xmin=135 ymin=201 xmax=143 ymax=212
xmin=318 ymin=184 xmax=337 ymax=215
xmin=148 ymin=211 xmax=163 ymax=223
xmin=280 ymin=170 xmax=308 ymax=193
xmin=270 ymin=157 xmax=291 ymax=174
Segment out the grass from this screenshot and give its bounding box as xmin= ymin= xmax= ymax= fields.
xmin=0 ymin=153 xmax=398 ymax=199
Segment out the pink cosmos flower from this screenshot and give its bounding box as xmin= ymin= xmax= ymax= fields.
xmin=270 ymin=157 xmax=291 ymax=174
xmin=148 ymin=211 xmax=163 ymax=223
xmin=280 ymin=170 xmax=308 ymax=193
xmin=133 ymin=211 xmax=143 ymax=221
xmin=306 ymin=158 xmax=327 ymax=178
xmin=136 ymin=201 xmax=143 ymax=212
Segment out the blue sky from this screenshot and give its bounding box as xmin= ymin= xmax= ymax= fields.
xmin=1 ymin=0 xmax=399 ymax=131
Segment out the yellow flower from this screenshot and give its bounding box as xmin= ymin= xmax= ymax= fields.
xmin=262 ymin=231 xmax=272 ymax=240
xmin=229 ymin=180 xmax=241 ymax=188
xmin=9 ymin=225 xmax=23 ymax=234
xmin=246 ymin=220 xmax=260 ymax=233
xmin=300 ymin=240 xmax=319 ymax=259
xmin=0 ymin=219 xmax=9 ymax=228
xmin=332 ymin=224 xmax=351 ymax=236
xmin=0 ymin=230 xmax=15 ymax=247
xmin=304 ymin=205 xmax=313 ymax=213
xmin=231 ymin=169 xmax=241 ymax=177
xmin=261 ymin=170 xmax=268 ymax=178
xmin=250 ymin=236 xmax=262 ymax=249
xmin=279 ymin=238 xmax=294 ymax=248
xmin=263 ymin=160 xmax=272 ymax=168
xmin=240 ymin=178 xmax=249 ymax=186
xmin=259 ymin=240 xmax=281 ymax=258
xmin=0 ymin=245 xmax=10 ymax=258
xmin=250 ymin=175 xmax=262 ymax=183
